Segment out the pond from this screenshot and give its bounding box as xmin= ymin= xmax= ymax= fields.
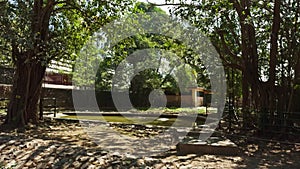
xmin=62 ymin=113 xmax=205 ymax=127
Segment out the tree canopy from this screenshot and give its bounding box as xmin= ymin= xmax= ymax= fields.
xmin=74 ymin=2 xmax=210 ymax=94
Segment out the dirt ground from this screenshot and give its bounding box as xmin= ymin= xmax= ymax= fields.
xmin=0 ymin=116 xmax=299 ymax=169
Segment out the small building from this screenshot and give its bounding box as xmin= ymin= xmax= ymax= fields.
xmin=189 ymin=87 xmax=212 ymax=107
xmin=44 ymin=72 xmax=72 ymax=85
xmin=44 ymin=60 xmax=73 ymax=85
xmin=164 ymin=87 xmax=211 ymax=108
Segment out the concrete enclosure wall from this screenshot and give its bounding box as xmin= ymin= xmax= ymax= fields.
xmin=0 ymin=85 xmax=207 ymax=111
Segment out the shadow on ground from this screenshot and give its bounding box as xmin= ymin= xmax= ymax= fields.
xmin=0 ymin=115 xmax=299 ymax=168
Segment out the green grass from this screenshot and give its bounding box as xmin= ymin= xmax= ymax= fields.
xmin=130 ymin=107 xmax=217 ymax=115
xmin=164 ymin=107 xmax=206 ymax=114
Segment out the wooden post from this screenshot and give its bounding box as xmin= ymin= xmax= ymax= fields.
xmin=39 ymin=98 xmax=43 ymax=120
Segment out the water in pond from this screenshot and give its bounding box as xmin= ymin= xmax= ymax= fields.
xmin=62 ymin=114 xmax=205 ymax=127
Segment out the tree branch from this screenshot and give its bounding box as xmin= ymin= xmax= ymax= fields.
xmin=224 ymin=14 xmax=241 ymax=48
xmin=217 ymin=29 xmax=242 ymax=65
xmin=268 ymin=0 xmax=281 ymax=85
xmin=229 ymin=0 xmax=243 ymax=18
xmin=146 ymin=0 xmax=200 ymax=8
xmin=213 ymin=42 xmax=243 ymax=71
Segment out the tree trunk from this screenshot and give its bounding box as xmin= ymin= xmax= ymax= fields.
xmin=3 ymin=1 xmax=54 ymax=128
xmin=241 ymin=72 xmax=250 ymax=127
xmin=5 ymin=57 xmax=46 ymax=128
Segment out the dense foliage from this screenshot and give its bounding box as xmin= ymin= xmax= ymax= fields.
xmin=74 ymin=2 xmax=210 ymax=94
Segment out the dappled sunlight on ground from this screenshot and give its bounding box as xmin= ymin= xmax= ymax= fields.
xmin=0 ymin=115 xmax=299 ymax=168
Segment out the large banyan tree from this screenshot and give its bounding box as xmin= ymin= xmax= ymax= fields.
xmin=0 ymin=0 xmax=133 ymax=128
xmin=160 ymin=0 xmax=300 ymax=128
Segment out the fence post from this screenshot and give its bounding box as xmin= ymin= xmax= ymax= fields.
xmin=54 ymin=98 xmax=57 ymax=117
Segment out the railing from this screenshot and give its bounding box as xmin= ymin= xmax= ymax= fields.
xmin=39 ymin=97 xmax=57 ymax=118
xmin=260 ymin=111 xmax=300 ymax=134
xmin=0 ymin=97 xmax=57 ymax=118
xmin=220 ymin=106 xmax=300 ymax=136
